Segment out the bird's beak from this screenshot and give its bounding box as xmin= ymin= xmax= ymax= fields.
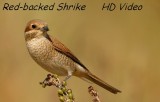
xmin=41 ymin=26 xmax=49 ymax=32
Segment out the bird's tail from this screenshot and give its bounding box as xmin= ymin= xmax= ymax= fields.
xmin=84 ymin=72 xmax=121 ymax=94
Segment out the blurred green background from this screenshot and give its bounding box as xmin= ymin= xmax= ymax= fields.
xmin=0 ymin=0 xmax=160 ymax=102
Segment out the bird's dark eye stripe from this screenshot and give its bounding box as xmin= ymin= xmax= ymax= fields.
xmin=31 ymin=24 xmax=37 ymax=29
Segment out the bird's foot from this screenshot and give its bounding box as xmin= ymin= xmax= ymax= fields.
xmin=39 ymin=74 xmax=74 ymax=101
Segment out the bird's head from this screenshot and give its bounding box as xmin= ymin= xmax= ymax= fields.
xmin=24 ymin=19 xmax=49 ymax=41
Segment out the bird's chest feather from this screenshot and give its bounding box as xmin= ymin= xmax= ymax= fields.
xmin=26 ymin=37 xmax=53 ymax=62
xmin=26 ymin=37 xmax=76 ymax=76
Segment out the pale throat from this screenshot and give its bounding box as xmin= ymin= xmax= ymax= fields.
xmin=25 ymin=30 xmax=43 ymax=41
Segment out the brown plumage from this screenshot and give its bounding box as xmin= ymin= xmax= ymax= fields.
xmin=24 ymin=19 xmax=121 ymax=94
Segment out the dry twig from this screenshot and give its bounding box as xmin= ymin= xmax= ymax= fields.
xmin=40 ymin=74 xmax=74 ymax=102
xmin=88 ymin=86 xmax=101 ymax=102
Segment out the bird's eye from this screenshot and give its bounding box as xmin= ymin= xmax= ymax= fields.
xmin=31 ymin=24 xmax=37 ymax=29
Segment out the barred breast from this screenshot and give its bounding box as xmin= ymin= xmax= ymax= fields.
xmin=26 ymin=37 xmax=53 ymax=62
xmin=26 ymin=36 xmax=76 ymax=76
xmin=50 ymin=50 xmax=76 ymax=75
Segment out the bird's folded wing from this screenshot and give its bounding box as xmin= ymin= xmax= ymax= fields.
xmin=48 ymin=34 xmax=88 ymax=70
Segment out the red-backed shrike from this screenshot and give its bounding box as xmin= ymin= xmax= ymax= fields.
xmin=24 ymin=19 xmax=121 ymax=94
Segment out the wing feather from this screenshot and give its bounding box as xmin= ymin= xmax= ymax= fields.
xmin=45 ymin=34 xmax=88 ymax=70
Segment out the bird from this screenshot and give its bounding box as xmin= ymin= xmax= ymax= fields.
xmin=24 ymin=19 xmax=121 ymax=94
